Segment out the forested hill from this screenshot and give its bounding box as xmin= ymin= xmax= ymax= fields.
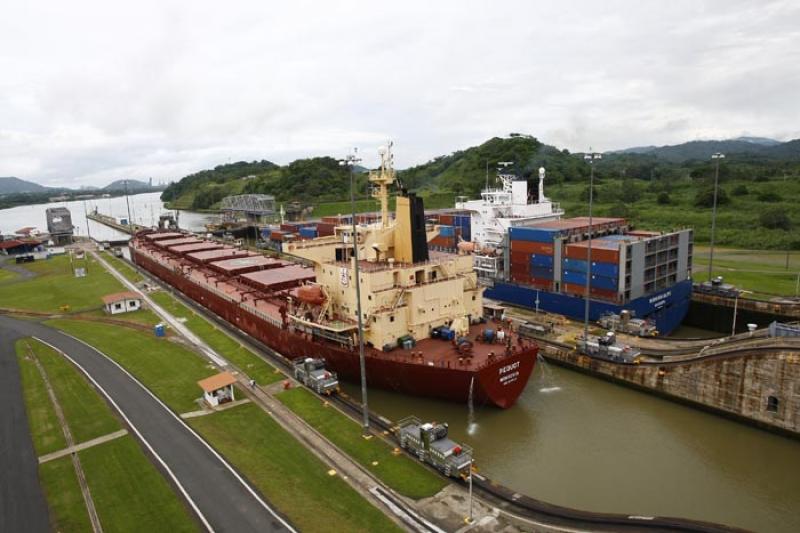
xmin=160 ymin=136 xmax=589 ymax=209
xmin=611 ymin=138 xmax=800 ymax=163
xmin=160 ymin=134 xmax=800 ymax=211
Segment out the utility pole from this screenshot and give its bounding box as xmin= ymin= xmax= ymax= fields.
xmin=708 ymin=153 xmax=725 ymax=280
xmin=339 ymin=149 xmax=369 ymax=436
xmin=124 ymin=179 xmax=133 ymax=232
xmin=83 ymin=200 xmax=92 ymax=242
xmin=583 ymin=151 xmax=602 ymax=346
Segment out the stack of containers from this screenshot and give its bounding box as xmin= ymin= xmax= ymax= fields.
xmin=429 ymin=225 xmax=461 ymax=249
xmin=562 ymin=237 xmax=621 ymax=300
xmin=508 ymin=226 xmax=559 ymax=288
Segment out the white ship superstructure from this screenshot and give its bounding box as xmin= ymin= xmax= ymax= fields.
xmin=455 ymin=167 xmax=564 ymax=280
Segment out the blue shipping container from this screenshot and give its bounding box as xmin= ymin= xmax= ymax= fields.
xmin=592 ymin=261 xmax=619 ymax=278
xmin=509 ymin=226 xmax=559 ymax=243
xmin=454 ymin=215 xmax=471 ymax=227
xmin=299 ymin=228 xmax=317 ymax=238
xmin=562 ymin=257 xmax=588 ymax=273
xmin=591 ymin=274 xmax=618 ymax=291
xmin=563 ymin=270 xmax=586 ymax=286
xmin=531 ymin=266 xmax=554 ymax=279
xmin=531 ymin=254 xmax=554 ymax=268
xmin=439 ymin=225 xmax=455 ymax=237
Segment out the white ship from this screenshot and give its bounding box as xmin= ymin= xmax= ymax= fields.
xmin=454 ymin=167 xmax=563 ymax=279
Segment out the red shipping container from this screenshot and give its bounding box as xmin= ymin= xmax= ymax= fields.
xmin=562 ymin=282 xmax=586 ymax=295
xmin=512 ymin=240 xmax=555 ymax=255
xmin=439 ymin=214 xmax=454 ymax=225
xmin=565 ymin=243 xmax=619 ymax=263
xmin=509 ymin=251 xmax=531 ymax=266
xmin=591 ymin=287 xmax=618 ymax=300
xmin=528 ymin=278 xmax=553 ymax=290
xmin=316 ymin=222 xmax=335 ymax=236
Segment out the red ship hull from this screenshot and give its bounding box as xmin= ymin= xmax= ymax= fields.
xmin=131 ymin=247 xmax=537 ymax=408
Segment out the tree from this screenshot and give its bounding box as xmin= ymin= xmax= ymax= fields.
xmin=694 ymin=187 xmax=730 ymax=208
xmin=759 ymin=208 xmax=792 ymax=230
xmin=657 ymin=192 xmax=671 ymax=205
xmin=731 ymin=184 xmax=749 ymax=196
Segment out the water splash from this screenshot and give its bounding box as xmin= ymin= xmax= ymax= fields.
xmin=538 ymin=386 xmax=562 ymax=393
xmin=536 ymin=353 xmax=561 ymax=394
xmin=467 ymin=376 xmax=478 ymax=435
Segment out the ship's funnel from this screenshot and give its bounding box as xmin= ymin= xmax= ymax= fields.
xmin=395 ymin=192 xmax=429 ymax=264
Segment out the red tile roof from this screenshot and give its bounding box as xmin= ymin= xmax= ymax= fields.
xmin=197 ymin=371 xmax=237 ymax=392
xmin=101 ymin=291 xmax=141 ymax=305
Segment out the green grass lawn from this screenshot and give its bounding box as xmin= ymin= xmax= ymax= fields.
xmin=15 ymin=339 xmax=67 ymax=455
xmin=38 ymin=456 xmax=93 ymax=532
xmin=148 ymin=291 xmax=282 ymax=385
xmin=0 ymin=268 xmax=18 ymax=282
xmin=101 ymin=251 xmax=144 ymax=283
xmin=47 ymin=319 xmax=216 ymax=413
xmin=277 ymin=388 xmax=447 ymax=499
xmin=25 ymin=339 xmax=121 ymax=444
xmin=692 ymin=246 xmax=800 ymax=296
xmin=189 ymin=403 xmax=402 ymax=533
xmin=0 ymin=255 xmax=125 ymax=313
xmin=79 ymin=436 xmax=199 ymax=533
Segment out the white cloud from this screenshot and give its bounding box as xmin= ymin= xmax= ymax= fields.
xmin=1 ymin=0 xmax=798 ymax=186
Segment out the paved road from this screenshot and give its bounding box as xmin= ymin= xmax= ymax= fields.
xmin=0 ymin=329 xmax=51 ymax=533
xmin=0 ymin=315 xmax=293 ymax=533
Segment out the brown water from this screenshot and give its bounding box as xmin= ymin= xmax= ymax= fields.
xmin=342 ymin=358 xmax=800 ymax=532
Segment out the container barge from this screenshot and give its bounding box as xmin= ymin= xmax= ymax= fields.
xmin=131 ymin=146 xmax=537 ymax=408
xmin=444 ymin=166 xmax=693 ymax=335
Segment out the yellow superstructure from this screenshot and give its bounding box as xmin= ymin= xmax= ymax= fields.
xmin=284 ymin=145 xmax=484 ymax=349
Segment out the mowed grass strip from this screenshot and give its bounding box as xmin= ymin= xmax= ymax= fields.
xmin=14 ymin=339 xmax=67 ymax=455
xmin=75 ymin=307 xmax=161 ymax=327
xmin=0 ymin=255 xmax=125 ymax=313
xmin=277 ymin=387 xmax=447 ymax=499
xmin=47 ymin=319 xmax=216 ymax=413
xmin=79 ymin=435 xmax=199 ymax=533
xmin=38 ymin=456 xmax=92 ymax=532
xmin=101 ymin=251 xmax=144 ymax=283
xmin=149 ymin=290 xmax=281 ymax=385
xmin=188 ymin=403 xmax=402 ymax=533
xmin=26 ymin=339 xmax=121 ymax=444
xmin=0 ymin=268 xmax=18 ymax=282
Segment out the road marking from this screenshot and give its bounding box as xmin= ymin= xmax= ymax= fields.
xmin=38 ymin=429 xmax=129 ymax=464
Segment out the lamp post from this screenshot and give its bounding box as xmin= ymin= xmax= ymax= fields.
xmin=708 ymin=153 xmax=725 ymax=280
xmin=583 ymin=152 xmax=602 ymax=347
xmin=339 ymin=149 xmax=370 ymax=436
xmin=731 ymin=290 xmax=752 ymax=336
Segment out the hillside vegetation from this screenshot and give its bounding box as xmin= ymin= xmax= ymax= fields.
xmin=160 ymin=135 xmax=800 ymax=249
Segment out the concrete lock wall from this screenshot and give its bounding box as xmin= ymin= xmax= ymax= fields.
xmin=542 ymin=346 xmax=800 ymax=437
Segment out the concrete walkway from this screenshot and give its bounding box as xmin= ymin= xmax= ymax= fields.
xmin=38 ymin=429 xmax=129 ymax=464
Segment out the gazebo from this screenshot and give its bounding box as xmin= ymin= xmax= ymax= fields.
xmin=197 ymin=372 xmax=237 ymax=407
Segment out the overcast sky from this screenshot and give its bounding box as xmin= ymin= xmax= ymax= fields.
xmin=2 ymin=0 xmax=799 ymax=187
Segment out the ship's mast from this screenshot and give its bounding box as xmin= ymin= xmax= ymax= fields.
xmin=370 ymin=142 xmax=395 ymax=228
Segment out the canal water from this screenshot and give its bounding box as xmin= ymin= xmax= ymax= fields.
xmin=343 ymin=357 xmax=800 ymax=532
xmin=0 ymin=192 xmax=216 ymax=242
xmin=3 ymin=196 xmax=799 ymax=531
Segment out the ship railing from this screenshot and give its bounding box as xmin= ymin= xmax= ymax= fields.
xmin=241 ymin=303 xmax=283 ymax=328
xmin=397 ymin=415 xmax=421 ymax=430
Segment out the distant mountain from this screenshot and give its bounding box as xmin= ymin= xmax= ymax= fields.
xmin=0 ymin=177 xmax=50 ymax=195
xmin=609 ymin=138 xmax=800 ymax=163
xmin=731 ymin=136 xmax=781 ymax=146
xmin=103 ymin=179 xmax=155 ymax=191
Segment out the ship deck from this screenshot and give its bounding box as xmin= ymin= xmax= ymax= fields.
xmin=132 ymin=232 xmax=535 ymax=371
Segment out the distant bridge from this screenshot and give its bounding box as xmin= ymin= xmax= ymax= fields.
xmin=219 ymin=194 xmax=276 ymax=217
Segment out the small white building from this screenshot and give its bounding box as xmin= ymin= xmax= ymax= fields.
xmin=101 ymin=291 xmax=143 ymax=315
xmin=197 ymin=372 xmax=237 ymax=407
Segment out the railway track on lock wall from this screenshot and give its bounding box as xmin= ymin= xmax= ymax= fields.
xmin=121 ymin=253 xmax=748 ymax=533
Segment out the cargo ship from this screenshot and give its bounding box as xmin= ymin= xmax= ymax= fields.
xmin=445 ymin=166 xmax=693 ymax=335
xmin=131 ymin=146 xmax=537 ymax=408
